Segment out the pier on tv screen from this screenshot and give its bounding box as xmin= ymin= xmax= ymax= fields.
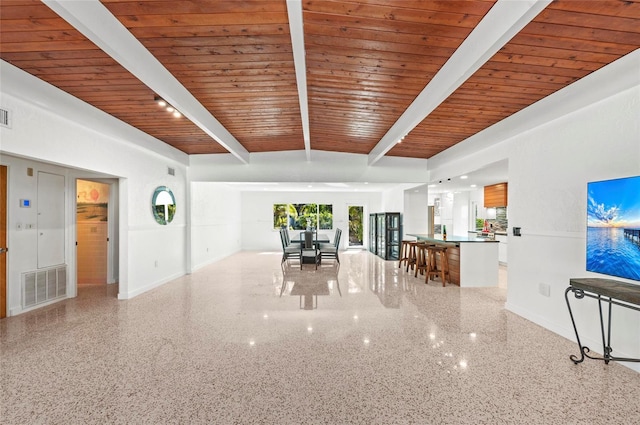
xmin=586 ymin=175 xmax=640 ymax=281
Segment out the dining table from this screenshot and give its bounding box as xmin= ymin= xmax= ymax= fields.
xmin=289 ymin=232 xmax=330 ymax=264
xmin=288 ymin=233 xmax=331 ymax=245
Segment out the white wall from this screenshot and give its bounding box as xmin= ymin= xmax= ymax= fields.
xmin=452 ymin=191 xmax=470 ymax=236
xmin=506 ymin=85 xmax=640 ymax=370
xmin=189 ymin=150 xmax=429 ymax=184
xmin=1 ymin=61 xmax=190 ymax=309
xmin=190 ymin=183 xmax=242 ymax=271
xmin=381 ymin=184 xmax=408 ymax=213
xmin=403 ymin=186 xmax=428 ymax=237
xmin=239 ymin=191 xmax=382 ymax=251
xmin=425 ymin=51 xmax=640 ymax=372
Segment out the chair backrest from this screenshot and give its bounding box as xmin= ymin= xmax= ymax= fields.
xmin=283 ymin=228 xmax=291 ymax=245
xmin=334 ymin=228 xmax=342 ymax=248
xmin=279 ymin=228 xmax=288 ymax=250
xmin=303 ymin=230 xmax=315 ymax=249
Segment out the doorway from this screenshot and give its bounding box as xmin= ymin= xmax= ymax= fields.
xmin=76 ymin=180 xmax=110 ymax=285
xmin=348 ymin=205 xmax=364 ymax=248
xmin=1 ymin=165 xmax=7 ymax=318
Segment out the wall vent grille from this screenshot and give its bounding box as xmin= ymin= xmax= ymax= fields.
xmin=0 ymin=107 xmax=11 ymax=128
xmin=22 ymin=265 xmax=67 ymax=309
xmin=167 ymin=167 xmax=175 ymax=176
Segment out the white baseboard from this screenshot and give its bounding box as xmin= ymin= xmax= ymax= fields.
xmin=117 ymin=271 xmax=185 ymax=300
xmin=190 ymin=249 xmax=240 ymax=273
xmin=9 ymin=295 xmax=69 ymax=317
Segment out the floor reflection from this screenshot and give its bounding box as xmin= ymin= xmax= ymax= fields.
xmin=280 ymin=261 xmax=341 ymax=309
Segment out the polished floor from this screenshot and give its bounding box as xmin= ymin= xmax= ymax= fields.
xmin=1 ymin=250 xmax=639 ymax=424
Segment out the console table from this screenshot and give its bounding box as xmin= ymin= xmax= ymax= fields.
xmin=565 ymin=278 xmax=640 ymax=364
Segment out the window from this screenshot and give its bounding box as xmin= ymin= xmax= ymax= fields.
xmin=273 ymin=203 xmax=333 ymax=230
xmin=273 ymin=204 xmax=288 ymax=229
xmin=291 ymin=203 xmax=317 ymax=230
xmin=319 ymin=204 xmax=333 ymax=230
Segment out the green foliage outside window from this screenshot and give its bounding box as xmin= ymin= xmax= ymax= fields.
xmin=273 ymin=203 xmax=333 ymax=230
xmin=319 ymin=204 xmax=333 ymax=229
xmin=273 ymin=204 xmax=288 ymax=228
xmin=293 ymin=203 xmax=317 ymax=230
xmin=348 ymin=206 xmax=364 ymax=245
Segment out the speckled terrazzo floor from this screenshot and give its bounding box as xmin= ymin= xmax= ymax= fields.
xmin=1 ymin=251 xmax=639 ymax=424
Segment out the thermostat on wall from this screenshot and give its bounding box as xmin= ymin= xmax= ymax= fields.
xmin=19 ymin=199 xmax=31 ymax=208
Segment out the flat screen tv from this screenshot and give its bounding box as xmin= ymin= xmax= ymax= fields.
xmin=586 ymin=175 xmax=640 ymax=281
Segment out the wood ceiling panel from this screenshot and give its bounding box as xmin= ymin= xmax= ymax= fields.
xmin=103 ymin=0 xmax=303 ymax=154
xmin=2 ymin=0 xmax=638 ymax=161
xmin=303 ymin=0 xmax=496 ymax=154
xmin=0 ymin=0 xmax=227 ymax=155
xmin=388 ymin=0 xmax=640 ymax=159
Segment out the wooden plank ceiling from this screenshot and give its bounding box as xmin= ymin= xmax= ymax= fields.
xmin=1 ymin=0 xmax=639 ymax=160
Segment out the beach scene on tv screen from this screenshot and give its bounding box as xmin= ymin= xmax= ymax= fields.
xmin=587 ymin=175 xmax=640 ymax=281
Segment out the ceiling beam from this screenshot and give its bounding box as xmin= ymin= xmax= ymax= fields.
xmin=287 ymin=0 xmax=311 ymax=162
xmin=42 ymin=0 xmax=251 ymax=164
xmin=367 ymin=0 xmax=552 ymax=166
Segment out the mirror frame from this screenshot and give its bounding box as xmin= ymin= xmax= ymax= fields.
xmin=152 ymin=186 xmax=176 ymax=225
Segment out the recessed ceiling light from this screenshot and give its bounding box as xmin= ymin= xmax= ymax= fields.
xmin=470 ymin=184 xmax=477 ymax=188
xmin=460 ymin=175 xmax=468 ymax=179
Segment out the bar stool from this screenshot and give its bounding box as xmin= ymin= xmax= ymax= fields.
xmin=398 ymin=240 xmax=413 ymax=270
xmin=425 ymin=245 xmax=450 ymax=286
xmin=405 ymin=241 xmax=420 ymax=272
xmin=414 ymin=243 xmax=434 ymax=278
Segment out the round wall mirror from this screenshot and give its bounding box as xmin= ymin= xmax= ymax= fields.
xmin=152 ymin=186 xmax=176 ymax=225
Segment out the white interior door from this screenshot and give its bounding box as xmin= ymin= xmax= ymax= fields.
xmin=37 ymin=172 xmax=65 ymax=268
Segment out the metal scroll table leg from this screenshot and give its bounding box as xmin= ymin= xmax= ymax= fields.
xmin=565 ymin=287 xmax=587 ymax=364
xmin=565 ymin=279 xmax=640 ymax=365
xmin=600 ymin=297 xmax=613 ymax=364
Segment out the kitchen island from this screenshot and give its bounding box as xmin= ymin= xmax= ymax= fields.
xmin=407 ymin=234 xmax=499 ymax=287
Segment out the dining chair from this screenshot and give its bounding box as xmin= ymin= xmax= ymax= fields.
xmin=300 ymin=229 xmax=320 ymax=269
xmin=320 ymin=228 xmax=341 ymax=264
xmin=283 ymin=227 xmax=291 ymax=246
xmin=280 ymin=228 xmax=301 ymax=265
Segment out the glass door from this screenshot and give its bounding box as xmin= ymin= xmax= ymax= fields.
xmin=386 ymin=213 xmax=401 ymax=260
xmin=376 ymin=214 xmax=385 ymax=257
xmin=368 ymin=214 xmax=376 ymax=254
xmin=348 ymin=206 xmax=364 ymax=247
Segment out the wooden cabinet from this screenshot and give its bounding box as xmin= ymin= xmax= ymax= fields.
xmin=368 ymin=213 xmax=401 ymax=260
xmin=484 ymin=182 xmax=508 ymax=207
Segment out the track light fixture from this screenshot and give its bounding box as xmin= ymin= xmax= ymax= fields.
xmin=154 ymin=95 xmax=181 ymax=118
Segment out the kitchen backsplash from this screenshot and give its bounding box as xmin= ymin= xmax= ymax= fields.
xmin=477 ymin=207 xmax=508 ymax=232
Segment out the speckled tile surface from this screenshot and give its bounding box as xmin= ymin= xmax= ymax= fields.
xmin=1 ymin=251 xmax=639 ymax=424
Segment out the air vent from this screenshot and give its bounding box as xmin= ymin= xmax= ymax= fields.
xmin=22 ymin=265 xmax=67 ymax=308
xmin=0 ymin=107 xmax=11 ymax=128
xmin=167 ymin=167 xmax=175 ymax=176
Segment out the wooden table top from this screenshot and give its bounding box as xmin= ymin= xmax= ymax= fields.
xmin=569 ymin=278 xmax=640 ymax=306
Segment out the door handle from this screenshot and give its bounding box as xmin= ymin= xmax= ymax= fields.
xmin=0 ymin=247 xmax=7 ymax=254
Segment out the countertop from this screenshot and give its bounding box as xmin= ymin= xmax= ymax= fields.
xmin=468 ymin=230 xmax=508 ymax=236
xmin=407 ymin=234 xmax=500 ymax=244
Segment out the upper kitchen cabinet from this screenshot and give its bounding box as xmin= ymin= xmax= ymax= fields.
xmin=484 ymin=183 xmax=508 ymax=207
